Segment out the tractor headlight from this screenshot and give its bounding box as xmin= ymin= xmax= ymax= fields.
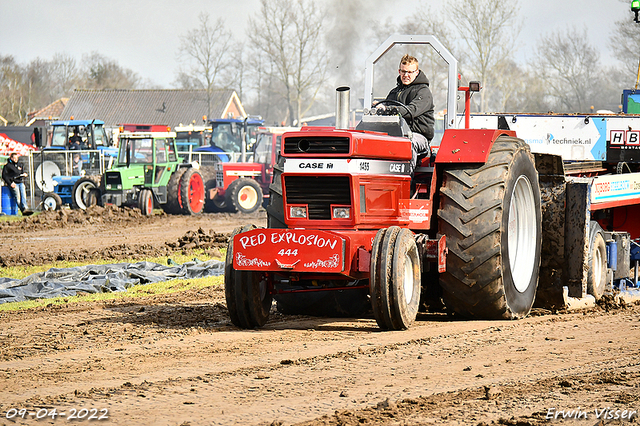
xmin=332 ymin=207 xmax=351 ymax=219
xmin=290 ymin=206 xmax=307 ymax=218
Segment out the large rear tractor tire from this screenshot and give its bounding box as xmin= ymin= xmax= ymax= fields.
xmin=72 ymin=176 xmax=100 ymax=210
xmin=587 ymin=221 xmax=607 ymax=300
xmin=437 ymin=136 xmax=542 ymax=319
xmin=225 ymin=224 xmax=272 ymax=328
xmin=178 ymin=168 xmax=205 ymax=215
xmin=228 ymin=178 xmax=263 ymax=214
xmin=370 ymin=227 xmax=421 ymax=330
xmin=138 ymin=188 xmax=154 ymax=216
xmin=162 ymin=168 xmax=187 ymax=215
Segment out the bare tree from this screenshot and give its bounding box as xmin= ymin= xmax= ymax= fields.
xmin=535 ymin=27 xmax=604 ymax=112
xmin=49 ymin=53 xmax=79 ymax=100
xmin=1 ymin=54 xmax=80 ymax=124
xmin=176 ymin=12 xmax=232 ymax=119
xmin=80 ymin=52 xmax=141 ymax=90
xmin=244 ymin=50 xmax=284 ymax=124
xmin=489 ymin=59 xmax=527 ymax=112
xmin=222 ymin=43 xmax=246 ymax=102
xmin=398 ymin=5 xmax=458 ymax=112
xmin=609 ymin=7 xmax=640 ymax=86
xmin=0 ymin=55 xmax=27 ymax=124
xmin=247 ymin=0 xmax=329 ymax=125
xmin=23 ymin=58 xmax=53 ymax=116
xmin=447 ymin=0 xmax=522 ymax=112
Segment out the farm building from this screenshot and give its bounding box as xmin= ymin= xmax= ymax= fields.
xmin=60 ymin=89 xmax=247 ymax=130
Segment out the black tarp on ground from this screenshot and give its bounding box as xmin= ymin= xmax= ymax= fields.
xmin=0 ymin=259 xmax=225 ymax=304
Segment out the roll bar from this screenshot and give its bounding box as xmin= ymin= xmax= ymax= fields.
xmin=363 ymin=35 xmax=459 ymax=130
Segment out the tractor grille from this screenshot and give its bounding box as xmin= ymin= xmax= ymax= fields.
xmin=104 ymin=171 xmax=122 ymax=187
xmin=284 ymin=175 xmax=351 ymax=220
xmin=283 ymin=136 xmax=350 ymax=154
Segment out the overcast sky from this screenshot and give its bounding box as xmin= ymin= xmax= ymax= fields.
xmin=0 ymin=0 xmax=632 ymax=89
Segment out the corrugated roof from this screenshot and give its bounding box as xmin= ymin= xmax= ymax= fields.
xmin=60 ymin=89 xmax=245 ymax=128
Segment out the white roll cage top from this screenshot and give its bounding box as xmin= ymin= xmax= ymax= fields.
xmin=363 ymin=35 xmax=459 ymax=130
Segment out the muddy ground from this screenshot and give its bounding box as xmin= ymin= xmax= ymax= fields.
xmin=1 ymin=207 xmax=639 ymax=425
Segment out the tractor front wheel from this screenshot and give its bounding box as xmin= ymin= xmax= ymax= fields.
xmin=370 ymin=227 xmax=421 ymax=330
xmin=42 ymin=192 xmax=62 ymax=211
xmin=228 ymin=178 xmax=263 ymax=214
xmin=138 ymin=189 xmax=154 ymax=216
xmin=225 ymin=224 xmax=272 ymax=328
xmin=437 ymin=136 xmax=542 ymax=319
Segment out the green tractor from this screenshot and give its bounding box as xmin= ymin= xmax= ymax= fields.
xmin=101 ymin=125 xmax=205 ymax=215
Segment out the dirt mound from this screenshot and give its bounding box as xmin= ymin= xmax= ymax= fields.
xmin=0 ymin=204 xmax=160 ymax=232
xmin=166 ymin=227 xmax=229 ymax=251
xmin=0 ymin=227 xmax=229 ymax=267
xmin=596 ymin=292 xmax=627 ymax=312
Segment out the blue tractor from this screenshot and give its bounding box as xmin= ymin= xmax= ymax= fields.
xmin=195 ymin=117 xmax=264 ymax=162
xmin=176 ymin=117 xmax=264 ymax=162
xmin=38 ymin=119 xmax=117 ymax=211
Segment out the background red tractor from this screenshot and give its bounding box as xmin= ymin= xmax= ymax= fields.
xmin=208 ymin=127 xmax=299 ymax=214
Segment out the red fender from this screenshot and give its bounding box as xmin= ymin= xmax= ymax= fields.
xmin=435 ymin=129 xmax=516 ymax=164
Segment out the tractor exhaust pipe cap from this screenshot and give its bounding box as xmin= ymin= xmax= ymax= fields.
xmin=336 ymin=86 xmax=350 ymax=130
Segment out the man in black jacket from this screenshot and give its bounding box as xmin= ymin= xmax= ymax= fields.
xmin=384 ymin=54 xmax=435 ymax=173
xmin=2 ymin=152 xmax=33 ymax=216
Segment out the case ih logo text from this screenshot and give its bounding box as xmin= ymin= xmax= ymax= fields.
xmin=298 ymin=162 xmax=333 ymax=169
xmin=390 ymin=163 xmax=406 ymax=173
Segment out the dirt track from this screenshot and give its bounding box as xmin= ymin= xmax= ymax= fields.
xmin=1 ymin=208 xmax=639 ymax=425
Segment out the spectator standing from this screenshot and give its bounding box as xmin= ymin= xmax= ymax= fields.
xmin=2 ymin=152 xmax=33 ymax=216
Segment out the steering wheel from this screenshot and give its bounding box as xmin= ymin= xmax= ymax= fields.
xmin=374 ymin=99 xmax=413 ymax=126
xmin=375 ymin=99 xmax=409 ymax=110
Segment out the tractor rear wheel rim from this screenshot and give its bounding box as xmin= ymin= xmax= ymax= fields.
xmin=188 ymin=174 xmax=204 ymax=211
xmin=44 ymin=198 xmax=56 ymax=210
xmin=76 ymin=181 xmax=95 ymax=209
xmin=403 ymin=252 xmax=414 ymax=304
xmin=238 ymin=186 xmax=258 ymax=210
xmin=594 ymin=238 xmax=605 ymax=289
xmin=508 ymin=175 xmax=537 ymax=293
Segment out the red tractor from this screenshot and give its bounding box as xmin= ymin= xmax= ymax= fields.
xmin=225 ymin=35 xmax=547 ymax=330
xmin=208 ymin=127 xmax=300 ymax=214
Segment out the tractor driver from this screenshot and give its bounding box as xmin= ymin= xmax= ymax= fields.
xmin=381 ymin=54 xmax=435 ymax=174
xmin=69 ymin=130 xmax=82 ymax=150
